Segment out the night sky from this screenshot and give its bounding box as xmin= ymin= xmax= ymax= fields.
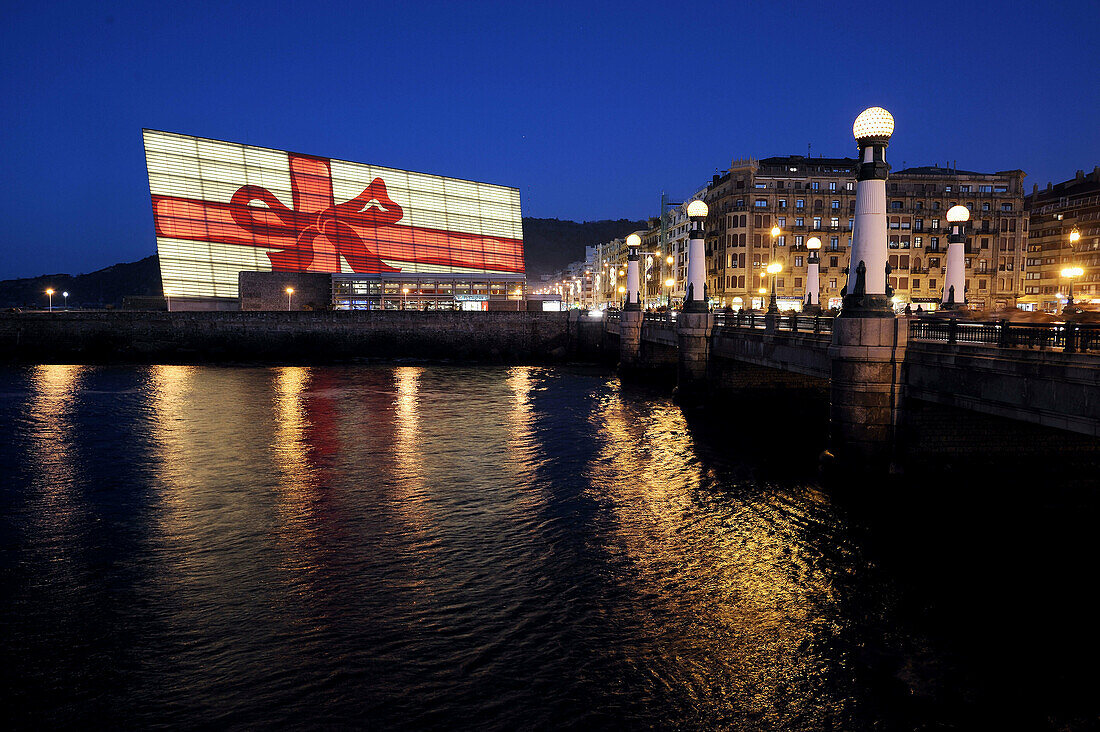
xmin=2 ymin=0 xmax=1098 ymax=279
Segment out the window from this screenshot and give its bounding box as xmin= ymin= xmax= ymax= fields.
xmin=795 ymin=256 xmax=804 ymax=267
xmin=994 ymin=186 xmax=1007 ymax=193
xmin=890 ymin=201 xmax=903 ymax=210
xmin=959 ymin=185 xmax=971 ymax=193
xmin=796 ymin=199 xmax=805 ymax=209
xmin=829 ymin=278 xmax=838 ymax=288
xmin=795 ymin=277 xmax=802 ymax=288
xmin=914 ymin=218 xmax=923 ymax=231
xmin=755 ymin=182 xmax=768 ymax=189
xmin=777 ymin=216 xmax=786 ymax=227
xmin=755 ymin=199 xmax=768 ymax=208
xmin=931 ymin=219 xmax=940 ymax=230
xmin=831 ymin=200 xmax=840 ymax=209
xmin=848 ymin=219 xmax=854 ymax=230
xmin=736 ymin=199 xmax=744 ymax=207
xmin=811 ymin=182 xmax=819 ymax=190
xmin=830 ymin=236 xmax=840 ymax=250
xmin=777 ymin=236 xmax=786 ymax=247
xmin=979 ymin=185 xmax=992 ymax=193
xmin=913 ymin=279 xmax=920 ymax=289
xmin=796 ymin=217 xmax=805 ymax=226
xmin=1002 ymin=203 xmax=1012 ymax=211
xmin=929 ymin=278 xmax=937 ymax=289
xmin=828 ymin=182 xmax=836 ymax=191
xmin=829 ymin=217 xmax=839 ymax=228
xmin=830 ymin=256 xmax=839 ymax=267
xmin=795 ymin=235 xmax=804 ymax=247
xmin=982 ymin=202 xmax=990 ymax=211
xmin=845 ymin=182 xmax=853 ymax=191
xmin=813 ymin=217 xmax=822 ymax=229
xmin=945 ymin=186 xmax=952 ymax=192
xmin=932 ymin=201 xmax=940 ymax=210
xmin=778 ymin=198 xmax=787 ymax=209
xmin=915 ymin=236 xmax=923 ymax=248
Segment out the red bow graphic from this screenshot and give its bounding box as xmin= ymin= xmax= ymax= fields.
xmin=151 ymin=152 xmax=525 ymax=275
xmin=231 ymin=156 xmax=401 ymax=272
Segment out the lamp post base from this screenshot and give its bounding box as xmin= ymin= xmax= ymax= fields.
xmin=840 ymin=293 xmax=894 ymax=318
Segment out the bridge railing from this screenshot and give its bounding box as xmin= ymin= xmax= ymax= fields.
xmin=908 ymin=318 xmax=1100 ymax=354
xmin=714 ymin=311 xmax=834 ymax=335
xmin=604 ymin=311 xmax=620 ymax=322
xmin=644 ymin=311 xmax=676 ymax=325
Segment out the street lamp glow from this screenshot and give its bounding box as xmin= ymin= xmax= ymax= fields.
xmin=666 ymin=255 xmax=674 ymax=265
xmin=285 ymin=286 xmax=294 ymax=311
xmin=687 ymin=200 xmax=708 ymax=219
xmin=770 ymin=226 xmax=781 ymax=238
xmin=1061 ymin=267 xmax=1084 ymax=278
xmin=665 ymin=278 xmax=674 ymax=287
xmin=758 ymin=287 xmax=767 ymax=294
xmin=946 ymin=205 xmax=970 ymax=223
xmin=853 ymin=106 xmax=894 ymax=140
xmin=626 ymin=233 xmax=641 ymax=248
xmin=1069 ymin=228 xmax=1081 ymax=244
xmin=45 ymin=288 xmax=54 ymax=311
xmin=618 ymin=286 xmax=626 ymax=293
xmin=766 ymin=262 xmax=783 ymax=275
xmin=806 ymin=236 xmax=821 ymax=250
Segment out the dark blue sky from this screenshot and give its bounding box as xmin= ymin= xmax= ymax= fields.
xmin=2 ymin=0 xmax=1098 ymax=278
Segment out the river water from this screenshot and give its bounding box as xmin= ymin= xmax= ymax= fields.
xmin=1 ymin=364 xmax=1097 ymax=730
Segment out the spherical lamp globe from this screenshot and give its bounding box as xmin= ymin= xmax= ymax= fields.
xmin=946 ymin=205 xmax=970 ymax=223
xmin=853 ymin=107 xmax=894 ymax=141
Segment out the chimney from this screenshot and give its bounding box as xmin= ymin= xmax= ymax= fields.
xmin=1032 ymin=183 xmax=1039 ymax=195
xmin=1075 ymin=169 xmax=1085 ymax=182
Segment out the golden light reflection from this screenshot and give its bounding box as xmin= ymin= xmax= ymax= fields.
xmin=393 ymin=366 xmax=428 ymax=526
xmin=271 ymin=367 xmax=323 ymax=558
xmin=505 ymin=366 xmax=538 ymax=482
xmin=586 ymin=384 xmax=840 ymax=720
xmin=25 ymin=365 xmax=84 ymax=564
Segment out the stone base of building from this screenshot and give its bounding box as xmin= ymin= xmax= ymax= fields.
xmin=676 ymin=311 xmax=714 ymax=392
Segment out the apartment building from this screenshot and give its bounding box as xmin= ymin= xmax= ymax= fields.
xmin=697 ymin=155 xmax=1027 ymax=311
xmin=1024 ymin=167 xmax=1100 ymax=312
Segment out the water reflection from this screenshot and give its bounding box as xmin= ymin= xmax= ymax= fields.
xmin=586 ymin=382 xmax=848 ymax=726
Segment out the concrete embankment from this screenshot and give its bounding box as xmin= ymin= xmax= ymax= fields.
xmin=0 ymin=311 xmax=605 ymax=363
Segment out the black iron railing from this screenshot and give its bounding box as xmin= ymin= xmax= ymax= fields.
xmin=713 ymin=311 xmax=834 ymax=335
xmin=908 ymin=318 xmax=1100 ymax=354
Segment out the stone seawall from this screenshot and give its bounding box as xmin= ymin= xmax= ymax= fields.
xmin=0 ymin=311 xmax=577 ymax=363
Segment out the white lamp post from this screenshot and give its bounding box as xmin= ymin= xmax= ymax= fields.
xmin=286 ymin=287 xmax=294 ymax=311
xmin=942 ymin=205 xmax=969 ymax=309
xmin=62 ymin=291 xmax=69 ymax=310
xmin=846 ymin=106 xmax=895 ymax=314
xmin=45 ymin=288 xmax=54 ymax=312
xmin=684 ymin=200 xmax=708 ymax=311
xmin=805 ymin=236 xmax=822 ymax=313
xmin=165 ymin=289 xmax=172 ymax=312
xmin=766 ymin=261 xmax=783 ymax=313
xmin=625 ymin=233 xmax=642 ymax=311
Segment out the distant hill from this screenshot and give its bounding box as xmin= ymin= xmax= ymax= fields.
xmin=522 ymin=218 xmax=647 ymax=278
xmin=0 ymin=217 xmax=644 ymax=307
xmin=0 ymin=256 xmax=162 ymax=309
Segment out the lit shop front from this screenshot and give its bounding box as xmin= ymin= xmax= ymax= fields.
xmin=332 ymin=273 xmax=527 ymax=310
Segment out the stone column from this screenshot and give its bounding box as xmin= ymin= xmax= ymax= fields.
xmin=625 ymin=234 xmax=642 ymax=311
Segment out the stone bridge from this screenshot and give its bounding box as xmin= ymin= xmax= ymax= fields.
xmin=601 ymin=310 xmax=1100 ymax=470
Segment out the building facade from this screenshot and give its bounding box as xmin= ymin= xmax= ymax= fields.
xmin=1024 ymin=167 xmax=1100 ymax=312
xmin=695 ymin=156 xmax=1027 ymax=311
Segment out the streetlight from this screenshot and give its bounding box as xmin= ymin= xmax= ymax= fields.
xmin=942 ymin=205 xmax=969 ymax=309
xmin=45 ymin=288 xmax=54 ymax=312
xmin=165 ymin=289 xmax=172 ymax=312
xmin=766 ymin=262 xmax=783 ymax=313
xmin=625 ymin=233 xmax=642 ymax=311
xmin=62 ymin=291 xmax=69 ymax=310
xmin=401 ymin=286 xmax=410 ymax=310
xmin=286 ymin=287 xmax=294 ymax=311
xmin=805 ymin=237 xmax=821 ymax=313
xmin=847 ymin=106 xmax=895 ymax=313
xmin=684 ymin=200 xmax=708 ymax=310
xmin=665 ymin=278 xmax=674 ymax=311
xmin=1061 ymin=266 xmax=1084 ymax=311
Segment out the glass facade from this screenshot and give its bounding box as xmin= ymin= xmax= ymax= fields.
xmin=332 ymin=274 xmax=527 ymax=311
xmin=143 ymin=130 xmax=524 ymax=303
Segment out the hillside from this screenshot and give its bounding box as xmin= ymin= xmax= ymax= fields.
xmin=522 ymin=218 xmax=647 ymax=278
xmin=0 ymin=217 xmax=645 ymax=307
xmin=0 ymin=256 xmax=162 ymax=309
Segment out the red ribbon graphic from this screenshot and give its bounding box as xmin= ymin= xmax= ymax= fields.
xmin=151 ymin=153 xmax=524 ymax=274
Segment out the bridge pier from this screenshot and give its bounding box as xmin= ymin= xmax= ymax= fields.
xmin=618 ymin=309 xmax=643 ymax=370
xmin=828 ymin=315 xmax=908 ymax=472
xmin=677 ymin=311 xmax=714 ymax=391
